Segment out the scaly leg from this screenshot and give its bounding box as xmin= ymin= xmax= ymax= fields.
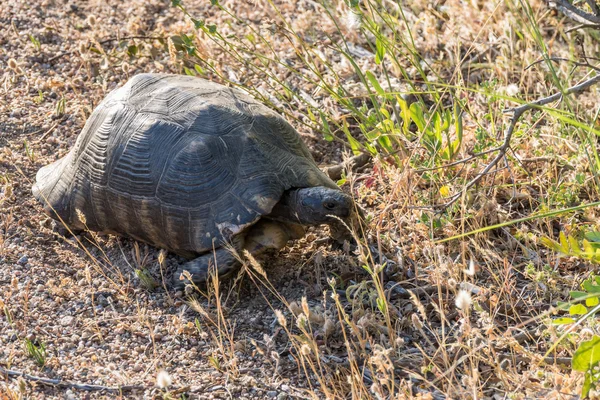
xmin=172 ymin=238 xmax=243 ymax=289
xmin=172 ymin=220 xmax=304 ymax=289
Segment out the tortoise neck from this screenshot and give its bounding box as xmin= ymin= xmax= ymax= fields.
xmin=267 ymin=189 xmax=304 ymax=224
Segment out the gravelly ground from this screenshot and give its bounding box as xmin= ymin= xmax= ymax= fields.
xmin=0 ymin=1 xmax=360 ymax=398
xmin=4 ymin=0 xmax=596 ymax=398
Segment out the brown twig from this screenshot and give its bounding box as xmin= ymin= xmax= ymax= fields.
xmin=31 ymin=116 xmax=67 ymax=144
xmin=324 ymin=153 xmax=371 ymax=180
xmin=497 ymin=353 xmax=572 ymax=369
xmin=0 ymin=366 xmax=145 ymax=392
xmin=434 ymin=73 xmax=600 ymax=210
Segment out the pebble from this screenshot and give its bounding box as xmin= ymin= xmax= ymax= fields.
xmin=17 ymin=255 xmax=28 ymax=265
xmin=267 ymin=391 xmax=278 ymax=398
xmin=60 ymin=315 xmax=74 ymax=326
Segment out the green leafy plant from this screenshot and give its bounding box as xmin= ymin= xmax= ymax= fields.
xmin=29 ymin=34 xmax=41 ymax=52
xmin=135 ymin=268 xmax=158 ymax=290
xmin=54 ymin=96 xmax=66 ymax=117
xmin=407 ymin=100 xmax=463 ymax=163
xmin=548 ymin=273 xmax=600 ymax=397
xmin=23 ymin=338 xmax=47 ymax=367
xmin=554 ymin=275 xmax=600 ymax=325
xmin=34 ymin=89 xmax=44 ymax=104
xmin=541 ymin=231 xmax=600 ymax=264
xmin=23 ymin=139 xmax=35 ymax=163
xmin=573 ymin=335 xmax=600 ymax=398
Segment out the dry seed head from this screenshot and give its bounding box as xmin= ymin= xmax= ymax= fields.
xmin=323 ymin=318 xmax=335 ymax=337
xmin=371 ymin=345 xmax=393 ymax=373
xmin=289 ymin=301 xmax=302 ymax=316
xmin=121 ymin=62 xmax=130 ymax=74
xmin=18 ymin=377 xmax=27 ymax=393
xmin=274 ymin=309 xmax=286 ymax=328
xmin=330 ymin=290 xmax=339 ymax=302
xmin=370 ymin=382 xmax=385 ymax=400
xmin=155 ymin=369 xmax=172 ymax=388
xmin=8 ymin=59 xmax=18 ymax=70
xmin=87 ymin=14 xmax=97 ymax=27
xmin=167 ymin=37 xmax=178 ymax=62
xmin=447 ymin=278 xmax=457 ymax=289
xmin=301 ymin=296 xmax=310 ymax=316
xmin=296 ymin=313 xmax=308 ymax=330
xmin=411 ymin=313 xmax=423 ymax=330
xmin=409 ymin=290 xmax=427 ymax=320
xmin=345 ymin=10 xmax=362 ymax=30
xmin=78 ymin=43 xmax=87 ymax=55
xmin=76 ymin=208 xmax=87 ymax=225
xmin=581 ymin=328 xmax=594 ymax=339
xmin=242 ymin=249 xmax=267 ymax=278
xmin=187 ymin=298 xmax=209 ymax=319
xmin=181 ymin=270 xmax=193 ymax=281
xmin=463 ymin=260 xmax=476 ymax=276
xmin=455 ymin=290 xmax=472 ymax=312
xmin=327 ymin=276 xmax=336 ymax=288
xmin=505 ymin=83 xmax=520 ymax=96
xmin=300 ymin=343 xmax=311 ymax=356
xmin=158 ymin=249 xmax=166 ymax=266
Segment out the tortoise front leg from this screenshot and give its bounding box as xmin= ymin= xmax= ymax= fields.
xmin=172 ymin=241 xmax=243 ymax=289
xmin=243 ymin=219 xmax=305 ymax=257
xmin=172 ymin=220 xmax=304 ymax=289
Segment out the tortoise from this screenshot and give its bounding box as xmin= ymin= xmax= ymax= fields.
xmin=32 ymin=73 xmax=358 ymax=288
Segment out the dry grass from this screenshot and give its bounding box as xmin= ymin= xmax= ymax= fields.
xmin=2 ymin=0 xmax=600 ymax=398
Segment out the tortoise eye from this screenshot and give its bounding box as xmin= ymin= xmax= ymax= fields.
xmin=324 ymin=201 xmax=336 ymax=210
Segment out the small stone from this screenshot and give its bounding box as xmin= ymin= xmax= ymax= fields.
xmin=267 ymin=391 xmax=278 ymax=398
xmin=17 ymin=256 xmax=28 ymax=265
xmin=60 ymin=315 xmax=74 ymax=326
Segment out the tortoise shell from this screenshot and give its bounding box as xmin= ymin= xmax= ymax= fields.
xmin=33 ymin=73 xmax=337 ymax=256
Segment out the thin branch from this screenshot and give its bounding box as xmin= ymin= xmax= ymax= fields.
xmin=566 ymin=23 xmax=600 ymax=32
xmin=547 ymin=0 xmax=600 ymax=25
xmin=433 ymin=74 xmax=600 ymax=210
xmin=324 ymin=152 xmax=371 ymax=180
xmin=0 ymin=366 xmax=145 ymax=392
xmin=525 ymin=56 xmax=600 ymax=72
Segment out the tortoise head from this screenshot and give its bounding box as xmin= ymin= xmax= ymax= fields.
xmin=269 ymin=186 xmax=355 ymax=226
